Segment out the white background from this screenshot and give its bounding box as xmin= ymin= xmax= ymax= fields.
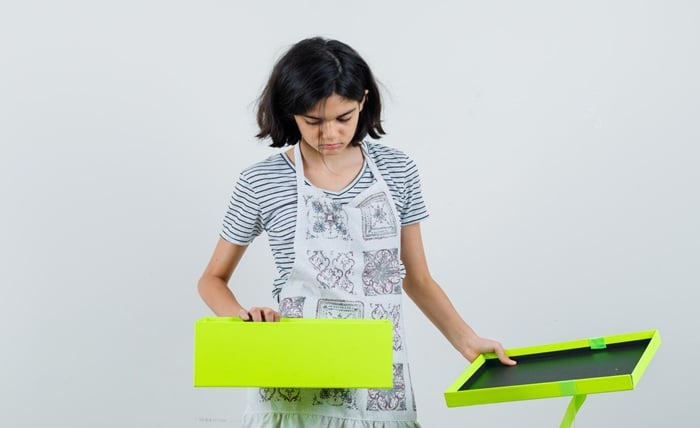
xmin=1 ymin=1 xmax=697 ymax=427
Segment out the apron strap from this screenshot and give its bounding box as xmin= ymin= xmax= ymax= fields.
xmin=293 ymin=143 xmax=306 ymax=190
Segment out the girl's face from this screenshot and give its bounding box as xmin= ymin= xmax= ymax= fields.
xmin=293 ymin=92 xmax=366 ymax=155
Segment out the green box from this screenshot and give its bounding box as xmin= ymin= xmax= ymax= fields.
xmin=444 ymin=330 xmax=660 ymax=408
xmin=194 ymin=317 xmax=394 ymax=388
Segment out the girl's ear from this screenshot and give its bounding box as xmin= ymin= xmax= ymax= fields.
xmin=359 ymin=89 xmax=369 ymax=111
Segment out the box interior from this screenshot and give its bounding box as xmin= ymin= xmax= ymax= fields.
xmin=459 ymin=339 xmax=651 ymax=391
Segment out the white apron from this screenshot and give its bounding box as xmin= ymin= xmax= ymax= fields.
xmin=242 ymin=143 xmax=419 ymax=427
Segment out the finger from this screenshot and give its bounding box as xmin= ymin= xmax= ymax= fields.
xmin=263 ymin=308 xmax=282 ymax=322
xmin=493 ymin=343 xmax=517 ymax=366
xmin=249 ymin=307 xmax=264 ymax=322
xmin=239 ymin=309 xmax=251 ymax=321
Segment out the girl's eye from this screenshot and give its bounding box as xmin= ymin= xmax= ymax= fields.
xmin=337 ymin=116 xmax=351 ymax=123
xmin=305 ymin=121 xmax=321 ymax=126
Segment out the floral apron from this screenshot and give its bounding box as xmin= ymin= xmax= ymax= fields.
xmin=242 ymin=143 xmax=418 ymax=427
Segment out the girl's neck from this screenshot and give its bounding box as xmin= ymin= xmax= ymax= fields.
xmin=289 ymin=141 xmax=365 ymax=192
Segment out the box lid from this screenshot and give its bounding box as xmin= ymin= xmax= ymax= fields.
xmin=194 ymin=317 xmax=394 ymax=388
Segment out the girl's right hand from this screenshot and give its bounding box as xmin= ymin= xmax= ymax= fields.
xmin=240 ymin=307 xmax=280 ymax=322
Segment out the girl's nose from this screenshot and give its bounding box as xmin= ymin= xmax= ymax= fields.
xmin=320 ymin=120 xmax=340 ymax=140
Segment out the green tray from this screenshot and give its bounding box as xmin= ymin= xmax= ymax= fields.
xmin=445 ymin=329 xmax=660 ymax=408
xmin=194 ymin=317 xmax=394 ymax=388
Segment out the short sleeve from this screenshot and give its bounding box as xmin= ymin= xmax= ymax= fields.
xmin=220 ymin=172 xmax=264 ymax=245
xmin=400 ymin=157 xmax=429 ymax=225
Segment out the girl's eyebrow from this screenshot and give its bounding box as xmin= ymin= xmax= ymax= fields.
xmin=303 ymin=108 xmax=356 ymax=121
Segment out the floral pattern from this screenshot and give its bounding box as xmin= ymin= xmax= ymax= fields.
xmin=279 ymin=296 xmax=305 ymax=318
xmin=316 ymin=299 xmax=364 ymax=319
xmin=370 ymin=303 xmax=403 ymax=351
xmin=357 ymin=192 xmax=398 ymax=240
xmin=362 ymin=248 xmax=402 ymax=296
xmin=312 ymin=388 xmax=359 ymax=409
xmin=258 ymin=388 xmax=301 ymax=403
xmin=305 ymin=195 xmax=350 ymax=240
xmin=366 ymin=363 xmax=406 ymax=411
xmin=308 ymin=250 xmax=356 ymax=293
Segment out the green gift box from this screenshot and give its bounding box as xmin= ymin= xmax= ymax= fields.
xmin=444 ymin=329 xmax=660 ymax=408
xmin=194 ymin=317 xmax=394 ymax=388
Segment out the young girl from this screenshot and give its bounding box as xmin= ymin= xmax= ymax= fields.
xmin=198 ymin=36 xmax=515 ymax=427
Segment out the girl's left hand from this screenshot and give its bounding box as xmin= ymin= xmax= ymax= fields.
xmin=461 ymin=336 xmax=517 ymax=366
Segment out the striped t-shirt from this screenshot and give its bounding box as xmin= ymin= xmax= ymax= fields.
xmin=221 ymin=141 xmax=429 ymax=301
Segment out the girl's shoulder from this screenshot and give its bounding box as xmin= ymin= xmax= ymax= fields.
xmin=239 ymin=152 xmax=294 ymax=181
xmin=364 ymin=140 xmax=417 ymax=168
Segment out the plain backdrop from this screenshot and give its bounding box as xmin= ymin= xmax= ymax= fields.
xmin=1 ymin=1 xmax=698 ymax=427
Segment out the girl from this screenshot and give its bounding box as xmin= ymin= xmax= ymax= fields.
xmin=198 ymin=36 xmax=516 ymax=427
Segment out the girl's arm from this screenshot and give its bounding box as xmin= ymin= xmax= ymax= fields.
xmin=400 ymin=223 xmax=515 ymax=365
xmin=198 ymin=237 xmax=279 ymax=321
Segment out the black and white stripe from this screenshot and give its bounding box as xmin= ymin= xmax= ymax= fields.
xmin=221 ymin=141 xmax=429 ymax=300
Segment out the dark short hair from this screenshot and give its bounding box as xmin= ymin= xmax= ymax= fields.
xmin=256 ymin=37 xmax=385 ymax=147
